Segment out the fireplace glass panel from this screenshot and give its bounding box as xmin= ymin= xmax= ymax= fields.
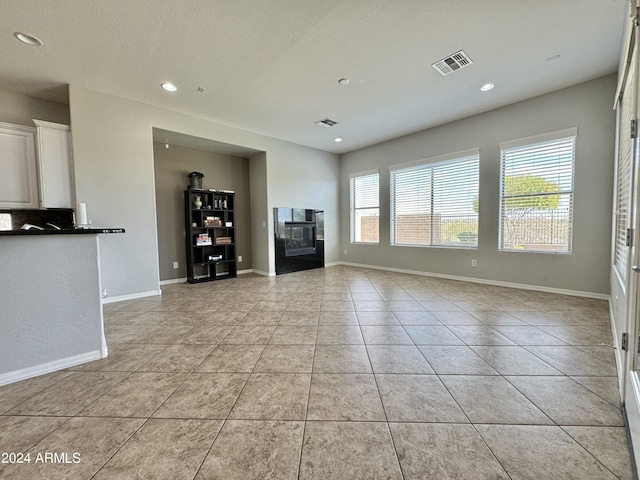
xmin=285 ymin=224 xmax=316 ymax=256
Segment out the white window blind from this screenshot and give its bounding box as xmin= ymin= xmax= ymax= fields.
xmin=390 ymin=150 xmax=479 ymax=248
xmin=350 ymin=171 xmax=379 ymax=243
xmin=499 ymin=129 xmax=576 ymax=253
xmin=613 ymin=52 xmax=635 ymax=280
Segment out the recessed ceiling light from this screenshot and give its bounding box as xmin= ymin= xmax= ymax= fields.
xmin=338 ymin=78 xmax=350 ymax=86
xmin=480 ymin=83 xmax=495 ymax=92
xmin=334 ymin=136 xmax=343 ymax=143
xmin=14 ymin=32 xmax=42 ymax=46
xmin=161 ymin=82 xmax=177 ymax=92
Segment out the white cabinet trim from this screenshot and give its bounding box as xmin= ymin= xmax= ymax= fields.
xmin=33 ymin=119 xmax=71 ymax=132
xmin=33 ymin=119 xmax=75 ymax=209
xmin=0 ymin=121 xmax=36 ymax=134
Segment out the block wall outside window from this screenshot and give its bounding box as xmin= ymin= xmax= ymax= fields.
xmin=390 ymin=149 xmax=479 ymax=249
xmin=350 ymin=170 xmax=379 ymax=244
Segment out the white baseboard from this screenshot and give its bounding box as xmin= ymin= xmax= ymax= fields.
xmin=338 ymin=261 xmax=609 ymax=300
xmin=325 ymin=261 xmax=342 ymax=267
xmin=252 ymin=269 xmax=275 ymax=277
xmin=118 ymin=263 xmax=607 ymax=302
xmin=160 ymin=270 xmax=262 ymax=284
xmin=159 ymin=277 xmax=187 ymax=286
xmin=0 ymin=349 xmax=107 ymax=387
xmin=102 ymin=289 xmax=162 ymax=304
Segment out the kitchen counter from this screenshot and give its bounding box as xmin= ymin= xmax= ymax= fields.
xmin=0 ymin=227 xmax=125 ymax=236
xmin=0 ymin=230 xmax=124 ymax=386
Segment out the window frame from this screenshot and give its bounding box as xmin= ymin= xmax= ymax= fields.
xmin=498 ymin=127 xmax=577 ymax=254
xmin=389 ymin=148 xmax=480 ymax=249
xmin=349 ymin=169 xmax=380 ymax=244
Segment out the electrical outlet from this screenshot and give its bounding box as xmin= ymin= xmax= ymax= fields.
xmin=238 ymin=255 xmax=243 ymax=263
xmin=344 ymin=249 xmax=347 ymax=255
xmin=471 ymin=259 xmax=477 ymax=267
xmin=173 ymin=261 xmax=179 ymax=269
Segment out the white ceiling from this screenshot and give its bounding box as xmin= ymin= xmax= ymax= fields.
xmin=0 ymin=0 xmax=627 ymax=154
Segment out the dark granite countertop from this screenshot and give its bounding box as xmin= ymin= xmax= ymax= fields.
xmin=0 ymin=228 xmax=125 ymax=236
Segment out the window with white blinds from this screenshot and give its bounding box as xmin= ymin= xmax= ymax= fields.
xmin=350 ymin=171 xmax=379 ymax=243
xmin=390 ymin=150 xmax=479 ymax=248
xmin=499 ymin=128 xmax=576 ymax=253
xmin=613 ymin=52 xmax=635 ymax=280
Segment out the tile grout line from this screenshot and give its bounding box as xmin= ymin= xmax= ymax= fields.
xmin=295 ymin=279 xmax=324 ymax=480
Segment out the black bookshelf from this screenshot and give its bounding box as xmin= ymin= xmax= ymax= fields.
xmin=184 ymin=188 xmax=237 ymax=283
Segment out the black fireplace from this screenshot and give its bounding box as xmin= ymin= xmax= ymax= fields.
xmin=274 ymin=207 xmax=324 ymax=274
xmin=284 ymin=222 xmax=316 ymax=256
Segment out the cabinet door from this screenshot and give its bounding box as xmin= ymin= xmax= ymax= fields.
xmin=0 ymin=123 xmax=38 ymax=208
xmin=34 ymin=120 xmax=75 ymax=208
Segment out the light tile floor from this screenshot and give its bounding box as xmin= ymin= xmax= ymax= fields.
xmin=0 ymin=266 xmax=634 ymax=479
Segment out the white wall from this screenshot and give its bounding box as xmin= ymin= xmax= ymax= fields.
xmin=68 ymin=86 xmax=340 ymax=297
xmin=340 ymin=75 xmax=616 ymax=295
xmin=266 ymin=141 xmax=341 ymax=270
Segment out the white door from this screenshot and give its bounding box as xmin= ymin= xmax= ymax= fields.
xmin=619 ymin=0 xmax=640 ymax=465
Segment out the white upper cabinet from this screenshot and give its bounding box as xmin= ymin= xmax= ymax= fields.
xmin=0 ymin=122 xmax=39 ymax=209
xmin=33 ymin=119 xmax=75 ymax=209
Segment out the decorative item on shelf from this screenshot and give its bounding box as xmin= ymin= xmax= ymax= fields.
xmin=215 ymin=236 xmax=232 ymax=245
xmin=0 ymin=213 xmax=11 ymax=231
xmin=204 ymin=216 xmax=222 ymax=227
xmin=188 ymin=171 xmax=204 ymax=189
xmin=193 ymin=195 xmax=203 ymax=209
xmin=75 ymin=202 xmax=90 ymax=229
xmin=207 ymin=254 xmax=223 ymax=262
xmin=196 ymin=233 xmax=212 ymax=246
xmin=225 ymin=221 xmax=233 ymax=227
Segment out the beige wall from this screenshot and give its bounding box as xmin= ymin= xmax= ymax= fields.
xmin=1 ymin=80 xmax=616 ymax=296
xmin=0 ymin=89 xmax=70 ymax=126
xmin=340 ymin=75 xmax=616 ymax=295
xmin=69 ymin=86 xmax=340 ymax=298
xmin=153 ymin=142 xmax=252 ymax=281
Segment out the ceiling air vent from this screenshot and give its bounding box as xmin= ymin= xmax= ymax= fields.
xmin=432 ymin=50 xmax=473 ymax=76
xmin=314 ymin=118 xmax=338 ymax=128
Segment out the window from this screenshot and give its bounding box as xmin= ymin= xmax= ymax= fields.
xmin=350 ymin=170 xmax=379 ymax=243
xmin=613 ymin=53 xmax=636 ymax=280
xmin=390 ymin=149 xmax=479 ymax=248
xmin=499 ymin=128 xmax=576 ymax=253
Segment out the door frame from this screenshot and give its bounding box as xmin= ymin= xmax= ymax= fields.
xmin=620 ymin=0 xmax=640 ymax=467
